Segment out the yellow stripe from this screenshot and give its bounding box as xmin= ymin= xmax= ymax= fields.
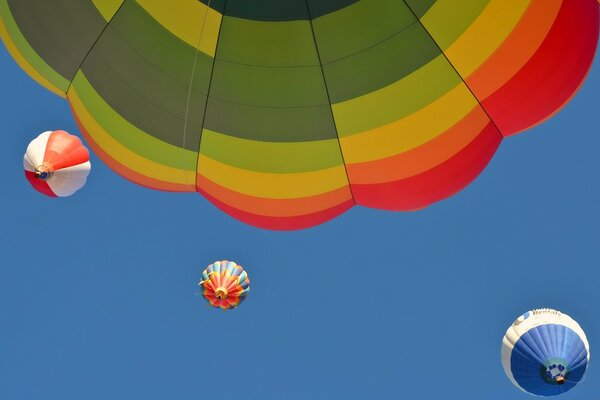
xmin=197 ymin=153 xmax=348 ymax=199
xmin=69 ymin=88 xmax=195 ymax=185
xmin=136 ymin=0 xmax=221 ymax=57
xmin=340 ymin=84 xmax=479 ymax=163
xmin=0 ymin=18 xmax=65 ymax=97
xmin=91 ymin=0 xmax=124 ymax=21
xmin=332 ymin=56 xmax=460 ymax=137
xmin=439 ymin=0 xmax=531 ymax=77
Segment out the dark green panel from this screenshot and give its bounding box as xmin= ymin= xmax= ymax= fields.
xmin=404 ymin=0 xmax=438 ymax=18
xmin=226 ymin=0 xmax=307 ymax=21
xmin=212 ymin=12 xmax=327 ymax=108
xmin=81 ymin=0 xmax=212 ymax=150
xmin=217 ymin=14 xmax=318 ymax=67
xmin=198 ymin=0 xmax=226 ymax=13
xmin=306 ymin=0 xmax=360 ymax=19
xmin=204 ymin=4 xmax=337 ymax=142
xmin=322 ymin=22 xmax=441 ymax=103
xmin=312 ymin=0 xmax=415 ymax=64
xmin=203 ymin=99 xmax=337 ymax=142
xmin=210 ymin=61 xmax=328 ymax=107
xmin=200 ymin=0 xmax=357 ymax=21
xmin=7 ymin=0 xmax=109 ymax=80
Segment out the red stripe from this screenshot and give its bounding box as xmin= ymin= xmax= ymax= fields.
xmin=483 ymin=0 xmax=599 ymax=136
xmin=198 ymin=187 xmax=354 ymax=230
xmin=24 ymin=170 xmax=57 ymax=197
xmin=44 ymin=130 xmax=90 ymax=170
xmin=351 ymin=123 xmax=501 ymax=210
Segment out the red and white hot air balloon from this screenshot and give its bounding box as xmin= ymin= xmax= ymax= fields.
xmin=23 ymin=131 xmax=91 ymax=197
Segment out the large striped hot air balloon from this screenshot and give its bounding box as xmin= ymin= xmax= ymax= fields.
xmin=24 ymin=131 xmax=91 ymax=197
xmin=199 ymin=260 xmax=250 ymax=310
xmin=502 ymin=309 xmax=590 ymax=397
xmin=1 ymin=1 xmax=598 ymax=229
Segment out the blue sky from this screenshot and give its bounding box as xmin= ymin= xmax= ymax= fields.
xmin=0 ymin=44 xmax=598 ymax=399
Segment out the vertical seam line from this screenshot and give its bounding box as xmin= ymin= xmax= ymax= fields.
xmin=194 ymin=0 xmax=227 ymax=192
xmin=402 ymin=0 xmax=505 ymax=140
xmin=304 ymin=0 xmax=356 ymax=205
xmin=66 ymin=0 xmax=127 ymax=94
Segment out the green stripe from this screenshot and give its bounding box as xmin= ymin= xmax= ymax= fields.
xmin=71 ymin=72 xmax=197 ymax=171
xmin=203 ymin=98 xmax=337 ymax=142
xmin=200 ymin=129 xmax=343 ymax=173
xmin=218 ymin=17 xmax=317 ymax=67
xmin=322 ymin=22 xmax=441 ymax=103
xmin=204 ymin=12 xmax=337 ymax=142
xmin=333 ymin=55 xmax=462 ymax=136
xmin=210 ymin=60 xmax=328 ymax=107
xmin=0 ymin=0 xmax=69 ymax=91
xmin=80 ymin=0 xmax=212 ymax=150
xmin=212 ymin=18 xmax=326 ymax=107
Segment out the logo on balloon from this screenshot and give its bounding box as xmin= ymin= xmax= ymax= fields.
xmin=513 ymin=311 xmax=532 ymax=326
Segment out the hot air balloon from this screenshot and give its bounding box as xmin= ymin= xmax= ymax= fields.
xmin=199 ymin=260 xmax=249 ymax=310
xmin=1 ymin=1 xmax=598 ymax=229
xmin=24 ymin=130 xmax=91 ymax=197
xmin=501 ymin=308 xmax=590 ymax=397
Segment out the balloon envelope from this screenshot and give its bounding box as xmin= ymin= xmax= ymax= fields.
xmin=2 ymin=1 xmax=599 ymax=229
xmin=23 ymin=130 xmax=91 ymax=197
xmin=501 ymin=309 xmax=590 ymax=397
xmin=199 ymin=260 xmax=249 ymax=310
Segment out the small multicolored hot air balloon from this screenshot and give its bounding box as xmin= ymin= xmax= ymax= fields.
xmin=502 ymin=308 xmax=590 ymax=397
xmin=23 ymin=130 xmax=91 ymax=197
xmin=199 ymin=260 xmax=249 ymax=310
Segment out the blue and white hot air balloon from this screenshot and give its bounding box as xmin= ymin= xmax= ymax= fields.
xmin=501 ymin=308 xmax=590 ymax=397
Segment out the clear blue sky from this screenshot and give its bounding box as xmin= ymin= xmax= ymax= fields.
xmin=0 ymin=44 xmax=598 ymax=400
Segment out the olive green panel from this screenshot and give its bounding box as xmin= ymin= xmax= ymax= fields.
xmin=312 ymin=0 xmax=415 ymax=64
xmin=203 ymin=98 xmax=337 ymax=142
xmin=321 ymin=22 xmax=441 ymax=104
xmin=7 ymin=0 xmax=111 ymax=81
xmin=81 ymin=0 xmax=213 ymax=150
xmin=217 ymin=17 xmax=318 ymax=67
xmin=205 ymin=10 xmax=337 ymax=142
xmin=210 ymin=61 xmax=328 ymax=107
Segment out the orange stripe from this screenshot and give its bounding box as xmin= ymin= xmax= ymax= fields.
xmin=346 ymin=106 xmax=491 ymax=184
xmin=466 ymin=0 xmax=562 ymax=100
xmin=196 ymin=173 xmax=353 ymax=218
xmin=480 ymin=0 xmax=598 ymax=135
xmin=351 ymin=122 xmax=501 ymax=210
